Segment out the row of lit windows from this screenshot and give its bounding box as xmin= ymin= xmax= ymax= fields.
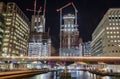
xmin=107 ymin=35 xmax=120 ymax=38
xmin=109 ymin=23 xmax=120 ymax=26
xmin=108 ymin=15 xmax=120 ymax=17
xmin=106 ymin=31 xmax=119 ymax=34
xmin=64 ymin=24 xmax=75 ymax=27
xmin=62 ymin=28 xmax=78 ymax=32
xmin=6 ymin=22 xmax=11 ymax=25
xmin=16 ymin=17 xmax=27 ymax=33
xmin=3 ymin=39 xmax=9 ymax=42
xmin=6 ymin=18 xmax=12 ymax=21
xmin=5 ymin=30 xmax=10 ymax=34
xmin=106 ymin=27 xmax=119 ymax=30
xmin=3 ymin=43 xmax=8 ymax=46
xmin=108 ymin=50 xmax=120 ymax=53
xmin=14 ymin=41 xmax=26 ymax=50
xmin=109 ymin=19 xmax=120 ymax=22
xmin=35 ymin=17 xmax=41 ymax=22
xmin=109 ymin=40 xmax=120 ymax=43
xmin=108 ymin=44 xmax=120 ymax=47
xmin=108 ymin=15 xmax=120 ymax=19
xmin=15 ymin=24 xmax=26 ymax=37
xmin=16 ymin=15 xmax=29 ymax=33
xmin=16 ymin=14 xmax=28 ymax=27
xmin=0 ymin=28 xmax=4 ymax=33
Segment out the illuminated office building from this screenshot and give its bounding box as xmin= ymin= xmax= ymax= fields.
xmin=60 ymin=14 xmax=82 ymax=56
xmin=91 ymin=8 xmax=120 ymax=56
xmin=0 ymin=2 xmax=30 ymax=57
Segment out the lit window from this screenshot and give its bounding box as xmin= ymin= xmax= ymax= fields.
xmin=114 ymin=36 xmax=116 ymax=38
xmin=65 ymin=25 xmax=67 ymax=27
xmin=3 ymin=43 xmax=8 ymax=46
xmin=110 ymin=32 xmax=112 ymax=34
xmin=71 ymin=25 xmax=74 ymax=27
xmin=106 ymin=27 xmax=109 ymax=30
xmin=109 ymin=23 xmax=112 ymax=25
xmin=112 ymin=15 xmax=114 ymax=17
xmin=117 ymin=36 xmax=120 ymax=38
xmin=111 ymin=40 xmax=113 ymax=42
xmin=38 ymin=18 xmax=41 ymax=22
xmin=114 ymin=32 xmax=116 ymax=34
xmin=118 ymin=40 xmax=120 ymax=42
xmin=6 ymin=19 xmax=11 ymax=21
xmin=116 ymin=23 xmax=118 ymax=25
xmin=110 ymin=27 xmax=112 ymax=30
xmin=111 ymin=36 xmax=113 ymax=38
xmin=113 ymin=23 xmax=115 ymax=25
xmin=117 ymin=31 xmax=119 ymax=34
xmin=4 ymin=39 xmax=9 ymax=41
xmin=113 ymin=27 xmax=115 ymax=30
xmin=108 ymin=15 xmax=111 ymax=17
xmin=35 ymin=18 xmax=37 ymax=22
xmin=68 ymin=24 xmax=70 ymax=27
xmin=107 ymin=32 xmax=109 ymax=34
xmin=116 ymin=27 xmax=119 ymax=29
xmin=6 ymin=22 xmax=11 ymax=25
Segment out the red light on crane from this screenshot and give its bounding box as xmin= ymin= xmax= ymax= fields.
xmin=56 ymin=9 xmax=59 ymax=12
xmin=39 ymin=6 xmax=42 ymax=10
xmin=68 ymin=2 xmax=72 ymax=5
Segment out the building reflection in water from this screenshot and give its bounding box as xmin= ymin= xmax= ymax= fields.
xmin=22 ymin=71 xmax=120 ymax=79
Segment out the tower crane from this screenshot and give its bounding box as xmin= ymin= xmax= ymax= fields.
xmin=26 ymin=0 xmax=46 ymax=16
xmin=56 ymin=2 xmax=78 ymax=25
xmin=26 ymin=0 xmax=46 ymax=32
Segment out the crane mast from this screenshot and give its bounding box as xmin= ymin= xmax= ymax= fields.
xmin=34 ymin=0 xmax=37 ymax=15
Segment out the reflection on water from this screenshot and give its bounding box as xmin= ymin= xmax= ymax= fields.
xmin=22 ymin=70 xmax=120 ymax=79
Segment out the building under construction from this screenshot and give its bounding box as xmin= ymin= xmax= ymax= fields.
xmin=57 ymin=3 xmax=82 ymax=56
xmin=60 ymin=14 xmax=82 ymax=56
xmin=28 ymin=0 xmax=51 ymax=56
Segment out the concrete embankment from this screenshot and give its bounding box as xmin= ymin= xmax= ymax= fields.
xmin=0 ymin=69 xmax=50 ymax=79
xmin=88 ymin=70 xmax=120 ymax=77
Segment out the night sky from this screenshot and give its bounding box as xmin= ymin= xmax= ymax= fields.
xmin=1 ymin=0 xmax=120 ymax=49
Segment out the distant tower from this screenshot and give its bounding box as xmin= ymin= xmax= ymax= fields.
xmin=60 ymin=14 xmax=81 ymax=56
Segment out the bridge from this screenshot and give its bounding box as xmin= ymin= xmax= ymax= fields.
xmin=1 ymin=56 xmax=120 ymax=63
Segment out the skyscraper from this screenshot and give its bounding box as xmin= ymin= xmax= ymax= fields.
xmin=60 ymin=14 xmax=82 ymax=56
xmin=91 ymin=8 xmax=120 ymax=56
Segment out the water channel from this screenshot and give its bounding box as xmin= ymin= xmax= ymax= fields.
xmin=22 ymin=70 xmax=120 ymax=79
